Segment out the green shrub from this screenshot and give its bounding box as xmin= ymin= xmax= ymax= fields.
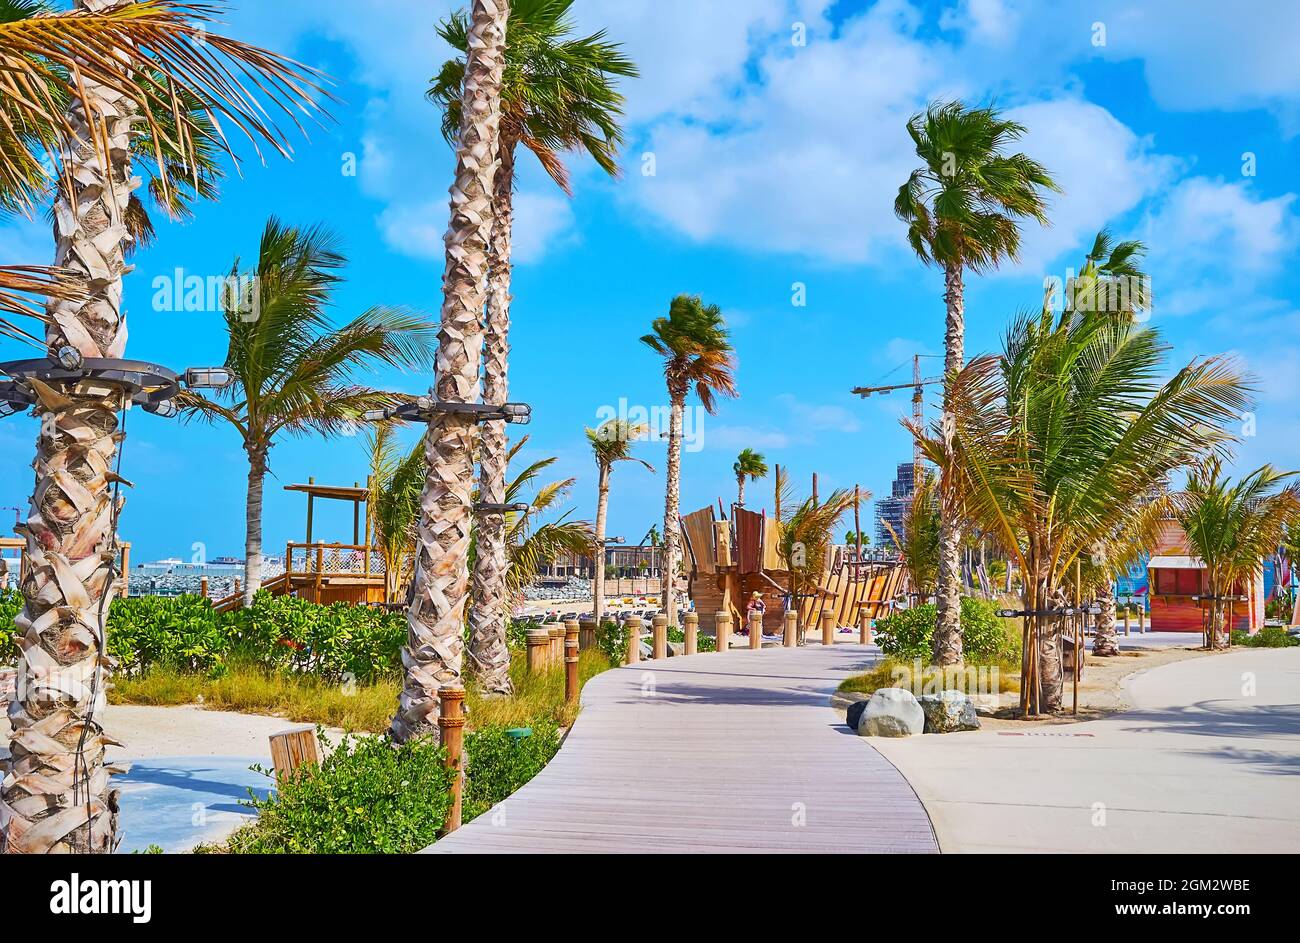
xmin=463 ymin=722 xmax=562 ymax=821
xmin=0 ymin=587 xmax=23 ymax=664
xmin=1230 ymin=626 xmax=1299 ymax=648
xmin=103 ymin=592 xmax=406 ymax=682
xmin=227 ymin=730 xmax=454 ymax=854
xmin=596 ymin=619 xmax=629 ymax=664
xmin=874 ymin=597 xmax=1016 ymax=665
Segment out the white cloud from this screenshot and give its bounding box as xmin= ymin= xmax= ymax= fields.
xmin=511 ymin=191 xmax=578 ymax=264
xmin=706 ymin=424 xmax=791 ymax=451
xmin=775 ymin=394 xmax=861 ymax=433
xmin=1142 ymin=177 xmax=1298 ymax=317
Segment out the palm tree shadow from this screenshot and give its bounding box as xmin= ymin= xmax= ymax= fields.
xmin=121 ymin=762 xmax=272 ymax=816
xmin=1117 ymin=701 xmax=1300 ymax=741
xmin=1177 ymin=746 xmax=1300 ymax=775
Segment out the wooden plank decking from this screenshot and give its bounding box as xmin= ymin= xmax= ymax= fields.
xmin=427 ymin=644 xmax=938 ymax=853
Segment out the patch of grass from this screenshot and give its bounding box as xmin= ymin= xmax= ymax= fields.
xmin=839 ymin=656 xmax=1019 ymax=696
xmin=109 ymin=661 xmax=400 ymax=733
xmin=467 ymin=649 xmax=613 ymax=729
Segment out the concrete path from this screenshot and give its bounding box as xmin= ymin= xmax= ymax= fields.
xmin=429 ymin=644 xmax=938 ymax=853
xmin=871 ymin=648 xmax=1300 ymax=853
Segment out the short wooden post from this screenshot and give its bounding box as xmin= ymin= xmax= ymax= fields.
xmin=715 ymin=611 xmax=731 ymax=652
xmin=578 ymin=618 xmax=596 ymax=651
xmin=564 ymin=621 xmax=580 ymax=704
xmin=1123 ymin=606 xmax=1131 ymax=636
xmin=821 ymin=610 xmax=835 ymax=646
xmin=625 ymin=616 xmax=642 ymax=664
xmin=652 ymin=614 xmax=668 ymax=659
xmin=1138 ymin=605 xmax=1146 ymax=633
xmin=234 ymin=576 xmax=242 ymax=597
xmin=526 ymin=627 xmax=550 ymax=674
xmin=684 ymin=612 xmax=698 ymax=655
xmin=859 ymin=609 xmax=873 ymax=645
xmin=784 ymin=609 xmax=797 ymax=647
xmin=549 ymin=625 xmax=563 ymax=667
xmin=749 ymin=611 xmax=762 ymax=649
xmin=199 ymin=576 xmax=209 ymax=599
xmin=268 ymin=726 xmax=320 ymax=781
xmin=437 ymin=685 xmax=466 ymax=834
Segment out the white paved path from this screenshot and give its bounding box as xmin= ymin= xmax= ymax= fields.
xmin=872 ymin=648 xmax=1300 ymax=853
xmin=428 ymin=644 xmax=938 ymax=853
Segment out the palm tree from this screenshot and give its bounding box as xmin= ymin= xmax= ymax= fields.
xmin=429 ymin=0 xmax=636 ymax=696
xmin=913 ymin=292 xmax=1250 ymax=713
xmin=498 ymin=439 xmax=594 ymax=601
xmin=642 ymin=294 xmax=737 ymax=627
xmin=733 ymin=447 xmax=767 ymax=508
xmin=778 ymin=480 xmax=854 ymax=642
xmin=393 ymin=0 xmax=508 ymax=745
xmin=883 ymin=471 xmax=940 ymax=601
xmin=0 ymin=0 xmax=326 ymax=855
xmin=586 ymin=419 xmax=652 ymax=627
xmin=1176 ymin=459 xmax=1300 ymax=649
xmin=178 ymin=220 xmax=436 ymax=606
xmin=367 ymin=424 xmax=425 ymax=603
xmin=895 ymin=100 xmax=1058 ymax=667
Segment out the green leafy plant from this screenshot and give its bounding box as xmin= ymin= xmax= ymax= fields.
xmin=227 ymin=730 xmax=455 ymax=854
xmin=0 ymin=587 xmax=23 ymax=663
xmin=874 ymin=597 xmax=1015 ymax=665
xmin=1230 ymin=627 xmax=1299 ymax=648
xmin=596 ymin=619 xmax=630 ymax=664
xmin=463 ymin=722 xmax=562 ymax=821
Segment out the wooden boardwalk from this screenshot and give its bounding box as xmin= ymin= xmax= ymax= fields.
xmin=427 ymin=644 xmax=938 ymax=853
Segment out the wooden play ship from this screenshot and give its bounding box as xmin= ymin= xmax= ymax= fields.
xmin=681 ymin=499 xmax=906 ymax=638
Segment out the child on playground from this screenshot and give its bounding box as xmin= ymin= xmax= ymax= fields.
xmin=743 ymin=591 xmax=766 ymax=635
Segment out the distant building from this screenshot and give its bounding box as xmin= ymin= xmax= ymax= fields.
xmin=874 ymin=462 xmax=919 ymax=548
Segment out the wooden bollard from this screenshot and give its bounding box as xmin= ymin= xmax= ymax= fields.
xmin=526 ymin=627 xmax=550 ymax=674
xmin=652 ymin=614 xmax=668 ymax=660
xmin=1123 ymin=607 xmax=1131 ymax=636
xmin=859 ymin=610 xmax=873 ymax=645
xmin=749 ymin=611 xmax=762 ymax=650
xmin=564 ymin=621 xmax=580 ymax=705
xmin=784 ymin=610 xmax=798 ymax=647
xmin=233 ymin=576 xmax=242 ymax=596
xmin=684 ymin=612 xmax=698 ymax=655
xmin=821 ymin=610 xmax=835 ymax=646
xmin=437 ymin=685 xmax=466 ymax=834
xmin=578 ymin=618 xmax=596 ymax=651
xmin=625 ymin=616 xmax=642 ymax=664
xmin=268 ymin=726 xmax=319 ymax=781
xmin=549 ymin=625 xmax=563 ymax=667
xmin=715 ymin=611 xmax=731 ymax=652
xmin=1138 ymin=606 xmax=1146 ymax=633
xmin=199 ymin=576 xmax=209 ymax=599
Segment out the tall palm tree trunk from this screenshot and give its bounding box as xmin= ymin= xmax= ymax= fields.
xmin=468 ymin=139 xmax=516 ymax=697
xmin=661 ymin=392 xmax=685 ymax=627
xmin=592 ymin=464 xmax=610 ymax=626
xmin=243 ymin=447 xmax=268 ymax=607
xmin=1092 ymin=582 xmax=1120 ymax=655
xmin=933 ymin=261 xmax=965 ymax=666
xmin=392 ymin=0 xmax=507 ymax=744
xmin=736 ymin=476 xmax=745 ymax=508
xmin=2 ymin=0 xmax=137 ymax=853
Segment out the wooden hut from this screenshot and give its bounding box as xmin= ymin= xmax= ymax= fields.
xmin=1146 ymin=519 xmax=1263 ymax=633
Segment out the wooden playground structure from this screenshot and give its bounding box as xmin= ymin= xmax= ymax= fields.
xmin=680 ymin=490 xmax=906 ymax=640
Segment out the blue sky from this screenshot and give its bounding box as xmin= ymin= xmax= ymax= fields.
xmin=2 ymin=0 xmax=1299 ymax=562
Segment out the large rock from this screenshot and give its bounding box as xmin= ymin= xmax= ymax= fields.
xmin=857 ymin=688 xmax=924 ymax=737
xmin=845 ymin=698 xmax=869 ymax=731
xmin=918 ymin=690 xmax=980 ymax=733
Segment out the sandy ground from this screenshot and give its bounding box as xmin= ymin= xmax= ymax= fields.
xmin=868 ymin=648 xmax=1300 ymax=852
xmin=1 ymin=705 xmax=345 ymax=853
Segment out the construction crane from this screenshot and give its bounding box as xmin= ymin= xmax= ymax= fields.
xmin=851 ymin=354 xmax=941 ymax=474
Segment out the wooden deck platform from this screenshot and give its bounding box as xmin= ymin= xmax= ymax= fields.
xmin=427 ymin=644 xmax=938 ymax=854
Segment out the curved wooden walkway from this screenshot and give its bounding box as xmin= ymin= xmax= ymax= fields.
xmin=427 ymin=645 xmax=938 ymax=853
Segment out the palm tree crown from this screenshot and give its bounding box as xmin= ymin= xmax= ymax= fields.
xmin=428 ymin=0 xmax=637 ymax=190
xmin=640 ymin=294 xmax=738 ymax=410
xmin=894 ymin=100 xmax=1058 ymax=271
xmin=588 ymin=419 xmax=654 ymax=473
xmin=1176 ymin=457 xmax=1300 ymax=647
